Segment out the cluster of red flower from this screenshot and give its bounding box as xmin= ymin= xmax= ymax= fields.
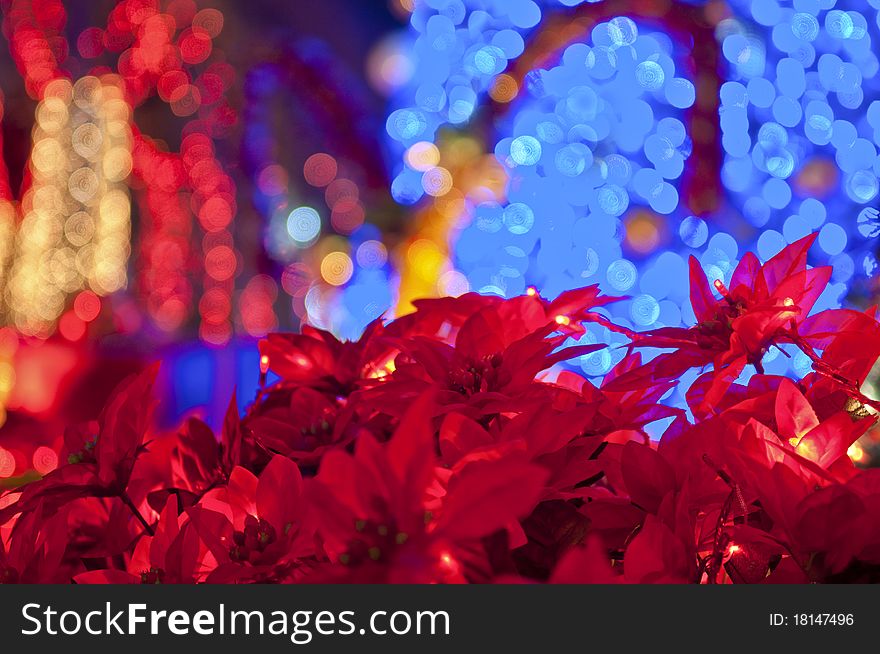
xmin=2 ymin=235 xmax=880 ymax=584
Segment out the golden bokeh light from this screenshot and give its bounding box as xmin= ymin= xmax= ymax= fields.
xmin=4 ymin=75 xmax=133 ymax=336
xmin=625 ymin=209 xmax=663 ymax=255
xmin=405 ymin=141 xmax=441 ymax=172
xmin=489 ymin=73 xmax=519 ymax=103
xmin=320 ymin=251 xmax=354 ymax=286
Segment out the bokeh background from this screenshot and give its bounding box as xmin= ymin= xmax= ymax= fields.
xmin=1 ymin=0 xmax=880 ymax=482
xmin=0 ymin=0 xmax=407 ymax=449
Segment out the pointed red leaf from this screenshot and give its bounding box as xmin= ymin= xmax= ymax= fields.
xmin=96 ymin=363 xmax=160 ymax=488
xmin=624 ymin=515 xmax=691 ymax=583
xmin=774 ymin=379 xmax=819 ymax=442
xmin=761 ymin=233 xmax=816 ymax=291
xmin=437 ymin=458 xmax=548 ymax=540
xmin=387 ymin=389 xmax=436 ymax=496
xmin=620 ymin=441 xmax=676 ymax=513
xmin=256 ymin=455 xmax=303 ymax=530
xmin=688 ymin=255 xmax=717 ymax=323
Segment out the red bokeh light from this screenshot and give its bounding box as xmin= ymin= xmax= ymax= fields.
xmin=192 ymin=8 xmax=224 ymax=39
xmin=257 ymin=164 xmax=289 ymax=197
xmin=77 ymin=27 xmax=105 ymax=58
xmin=330 ymin=197 xmax=366 ymax=234
xmin=204 ymin=245 xmax=237 ymax=281
xmin=195 ymin=70 xmax=224 ymax=104
xmin=73 ymin=291 xmax=102 ymax=322
xmin=58 ymin=312 xmax=86 ymax=341
xmin=0 ymin=447 xmax=15 ymax=478
xmin=240 ymin=275 xmax=278 ymax=337
xmin=198 ymin=287 xmax=232 ymax=325
xmin=166 ymin=0 xmax=197 ymax=25
xmin=157 ymin=68 xmax=190 ymax=101
xmin=303 ymin=153 xmax=338 ymax=188
xmin=178 ymin=28 xmax=212 ymax=64
xmin=170 ymin=83 xmax=201 ymax=116
xmin=32 ymin=445 xmax=59 ymax=475
xmin=198 ymin=195 xmax=233 ymax=232
xmin=281 ymin=263 xmax=313 ymax=298
xmin=3 ymin=0 xmax=255 ymax=343
xmin=324 ymin=178 xmax=358 ymax=209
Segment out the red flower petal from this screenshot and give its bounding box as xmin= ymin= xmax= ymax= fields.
xmin=437 ymin=458 xmax=549 ymax=540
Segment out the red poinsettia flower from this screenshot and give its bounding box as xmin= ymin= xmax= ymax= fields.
xmin=528 ymin=284 xmax=631 ymax=338
xmin=556 ymin=351 xmax=684 ymax=435
xmin=0 ymin=365 xmax=160 ymax=529
xmin=358 ymin=297 xmax=606 ymax=420
xmin=308 ymin=391 xmax=548 ymax=582
xmin=188 ymin=454 xmax=315 ymax=583
xmin=0 ymin=502 xmax=70 ymax=583
xmin=73 ymin=495 xmax=210 ymax=584
xmin=607 ymin=235 xmax=831 ymax=411
xmin=3 ymin=225 xmax=880 ymax=586
xmin=648 ymin=375 xmax=879 ymax=583
xmin=797 ymin=305 xmax=880 ymax=415
xmin=424 ymin=351 xmax=683 ymax=580
xmin=247 ymin=321 xmax=396 ymax=463
xmin=141 ymin=394 xmax=248 ymax=513
xmin=549 ymin=534 xmax=621 ymax=583
xmin=257 ymin=320 xmax=394 ymax=395
xmin=584 ymin=438 xmax=700 ymax=582
xmin=243 ymin=386 xmax=360 ymax=467
xmin=436 ymin=354 xmax=677 ymax=496
xmin=390 ymin=284 xmax=623 ymax=342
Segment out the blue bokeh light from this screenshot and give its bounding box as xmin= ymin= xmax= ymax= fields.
xmin=385 ymin=0 xmax=880 ymax=414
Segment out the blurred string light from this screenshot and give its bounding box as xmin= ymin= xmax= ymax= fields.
xmin=710 ymin=1 xmax=879 ymax=301
xmin=0 ymin=328 xmax=17 ymax=428
xmin=385 ymin=1 xmax=717 ymax=313
xmin=102 ymin=1 xmax=239 ymax=345
xmin=0 ymin=0 xmax=114 ymax=338
xmin=383 ymin=0 xmax=722 ymax=312
xmin=395 ymin=131 xmax=506 ymax=311
xmin=385 ymin=0 xmax=880 ymax=409
xmin=5 ymin=75 xmax=132 ymax=338
xmin=243 ymin=42 xmax=395 ymax=339
xmin=131 ymin=136 xmax=195 ymax=335
xmin=0 ymin=0 xmax=243 ymax=344
xmin=0 ymin=92 xmax=15 ymax=325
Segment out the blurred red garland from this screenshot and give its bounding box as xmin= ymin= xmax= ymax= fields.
xmin=3 ymin=234 xmax=880 ymax=584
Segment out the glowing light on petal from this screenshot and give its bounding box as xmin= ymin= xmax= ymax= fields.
xmin=848 ymin=443 xmax=866 ymax=463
